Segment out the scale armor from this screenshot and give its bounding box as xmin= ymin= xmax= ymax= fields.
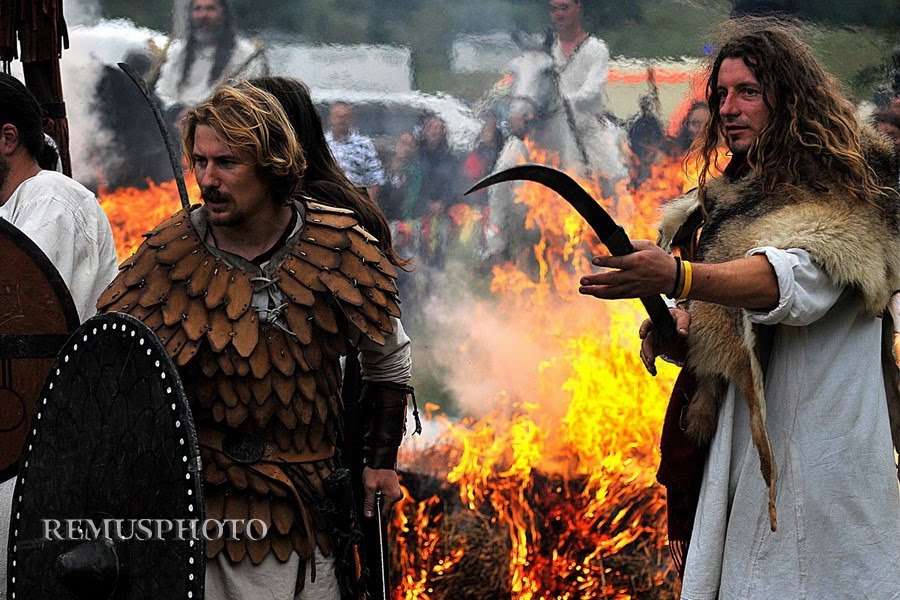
xmin=97 ymin=198 xmax=400 ymax=565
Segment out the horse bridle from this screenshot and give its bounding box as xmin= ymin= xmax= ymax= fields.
xmin=507 ymin=66 xmax=590 ymax=166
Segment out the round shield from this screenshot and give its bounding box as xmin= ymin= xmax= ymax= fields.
xmin=7 ymin=312 xmax=204 ymax=600
xmin=0 ymin=218 xmax=79 ymax=472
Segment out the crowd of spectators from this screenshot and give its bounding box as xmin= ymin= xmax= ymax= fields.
xmin=331 ymin=95 xmax=719 ymax=234
xmin=87 ymin=0 xmax=900 ymax=325
xmin=315 ymin=91 xmax=729 ymax=322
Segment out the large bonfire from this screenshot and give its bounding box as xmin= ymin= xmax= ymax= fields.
xmin=390 ymin=145 xmax=696 ymax=600
xmin=97 ymin=145 xmax=700 ymax=600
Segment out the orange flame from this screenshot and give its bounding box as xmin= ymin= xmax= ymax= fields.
xmin=607 ymin=67 xmax=695 ymax=86
xmin=99 ymin=174 xmax=200 ymax=260
xmin=96 ymin=147 xmax=706 ymax=599
xmin=394 ymin=145 xmax=703 ymax=599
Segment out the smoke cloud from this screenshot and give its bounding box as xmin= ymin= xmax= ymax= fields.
xmin=64 ymin=0 xmax=100 ymax=27
xmin=414 ymin=260 xmax=573 ymax=430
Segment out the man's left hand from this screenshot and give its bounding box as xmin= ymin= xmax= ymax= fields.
xmin=362 ymin=467 xmax=403 ymax=519
xmin=579 ymin=240 xmax=676 ymax=299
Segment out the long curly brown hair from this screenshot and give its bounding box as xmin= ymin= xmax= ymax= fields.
xmin=694 ymin=17 xmax=887 ymax=204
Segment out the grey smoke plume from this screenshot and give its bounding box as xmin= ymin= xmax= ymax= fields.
xmin=63 ymin=0 xmax=100 ymax=27
xmin=61 ymin=20 xmax=167 ymax=188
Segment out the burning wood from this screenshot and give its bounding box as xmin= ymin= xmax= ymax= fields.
xmin=384 ymin=147 xmax=705 ymax=600
xmin=394 ymin=468 xmax=679 ymax=599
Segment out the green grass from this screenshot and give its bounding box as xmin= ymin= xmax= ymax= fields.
xmin=809 ymin=25 xmax=898 ymax=100
xmin=598 ymin=0 xmax=728 ymax=59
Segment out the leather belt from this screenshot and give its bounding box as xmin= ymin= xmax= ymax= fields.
xmin=197 ymin=427 xmax=334 ymax=465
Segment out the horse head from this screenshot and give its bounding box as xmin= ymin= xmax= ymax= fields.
xmin=503 ymin=32 xmax=562 ymax=130
xmin=496 ymin=29 xmax=628 ymax=179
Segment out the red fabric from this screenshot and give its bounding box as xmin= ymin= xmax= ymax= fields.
xmin=656 ymin=367 xmax=710 ymax=577
xmin=463 ymin=153 xmax=484 ymax=180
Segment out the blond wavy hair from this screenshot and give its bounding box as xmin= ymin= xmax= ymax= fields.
xmin=694 ymin=17 xmax=887 ymax=204
xmin=182 ymin=83 xmax=306 ymax=200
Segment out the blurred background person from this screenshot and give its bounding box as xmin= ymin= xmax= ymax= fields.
xmin=325 ymin=101 xmax=386 ymax=201
xmin=627 ymin=93 xmax=665 ymax=188
xmin=382 ymin=131 xmax=423 ymax=222
xmin=155 ymin=0 xmax=268 ymax=118
xmin=418 ymin=114 xmax=459 ymax=212
xmin=463 ymin=111 xmax=505 ymax=206
xmin=548 ymin=0 xmax=628 ymax=183
xmin=667 ymin=100 xmax=710 ymax=158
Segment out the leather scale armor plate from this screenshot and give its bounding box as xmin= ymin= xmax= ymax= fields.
xmin=96 ymin=199 xmax=400 ymax=565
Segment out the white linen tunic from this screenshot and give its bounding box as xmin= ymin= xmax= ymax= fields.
xmin=681 ymin=247 xmax=900 ymax=600
xmin=550 ymin=35 xmax=628 ymax=180
xmin=0 ymin=170 xmax=118 ymax=322
xmin=550 ymin=35 xmax=609 ymax=126
xmin=155 ymin=37 xmax=268 ymax=109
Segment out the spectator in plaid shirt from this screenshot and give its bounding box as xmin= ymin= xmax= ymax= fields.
xmin=325 ymin=101 xmax=386 ymax=201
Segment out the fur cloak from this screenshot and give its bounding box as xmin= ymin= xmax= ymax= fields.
xmin=657 ymin=129 xmax=900 ymax=530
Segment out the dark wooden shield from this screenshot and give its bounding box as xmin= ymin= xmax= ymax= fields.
xmin=0 ymin=218 xmax=79 ymax=473
xmin=7 ymin=312 xmax=205 ymax=600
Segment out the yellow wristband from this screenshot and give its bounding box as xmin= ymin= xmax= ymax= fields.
xmin=678 ymin=260 xmax=693 ymax=300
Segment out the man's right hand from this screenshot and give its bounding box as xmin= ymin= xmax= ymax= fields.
xmin=639 ymin=308 xmax=690 ymax=375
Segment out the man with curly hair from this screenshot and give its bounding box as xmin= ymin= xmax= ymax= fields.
xmin=579 ymin=18 xmax=900 ymax=598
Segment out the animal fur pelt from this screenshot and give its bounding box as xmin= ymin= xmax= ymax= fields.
xmin=657 ymin=129 xmax=900 ymax=530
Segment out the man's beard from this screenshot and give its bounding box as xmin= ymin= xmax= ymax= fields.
xmin=193 ymin=27 xmax=222 ymax=45
xmin=202 ymin=187 xmax=241 ymax=227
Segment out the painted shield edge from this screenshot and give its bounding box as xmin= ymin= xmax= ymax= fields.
xmin=0 ymin=218 xmax=80 ymax=332
xmin=6 ymin=311 xmax=205 ymax=599
xmin=0 ymin=218 xmax=81 ymax=474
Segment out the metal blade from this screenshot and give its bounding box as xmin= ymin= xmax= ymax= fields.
xmin=375 ymin=491 xmax=390 ymax=600
xmin=117 ymin=62 xmax=190 ymax=211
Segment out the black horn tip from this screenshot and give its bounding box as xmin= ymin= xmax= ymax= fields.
xmin=463 ymin=179 xmax=494 ymax=195
xmin=464 ymin=164 xmax=552 ymax=195
xmin=464 ymin=174 xmax=506 ymax=195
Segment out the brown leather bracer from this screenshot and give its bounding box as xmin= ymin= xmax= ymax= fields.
xmin=96 ymin=200 xmax=401 ymax=565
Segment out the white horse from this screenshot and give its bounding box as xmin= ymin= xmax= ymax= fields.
xmin=497 ymin=42 xmax=629 ymax=180
xmin=484 ymin=40 xmax=629 ymax=262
